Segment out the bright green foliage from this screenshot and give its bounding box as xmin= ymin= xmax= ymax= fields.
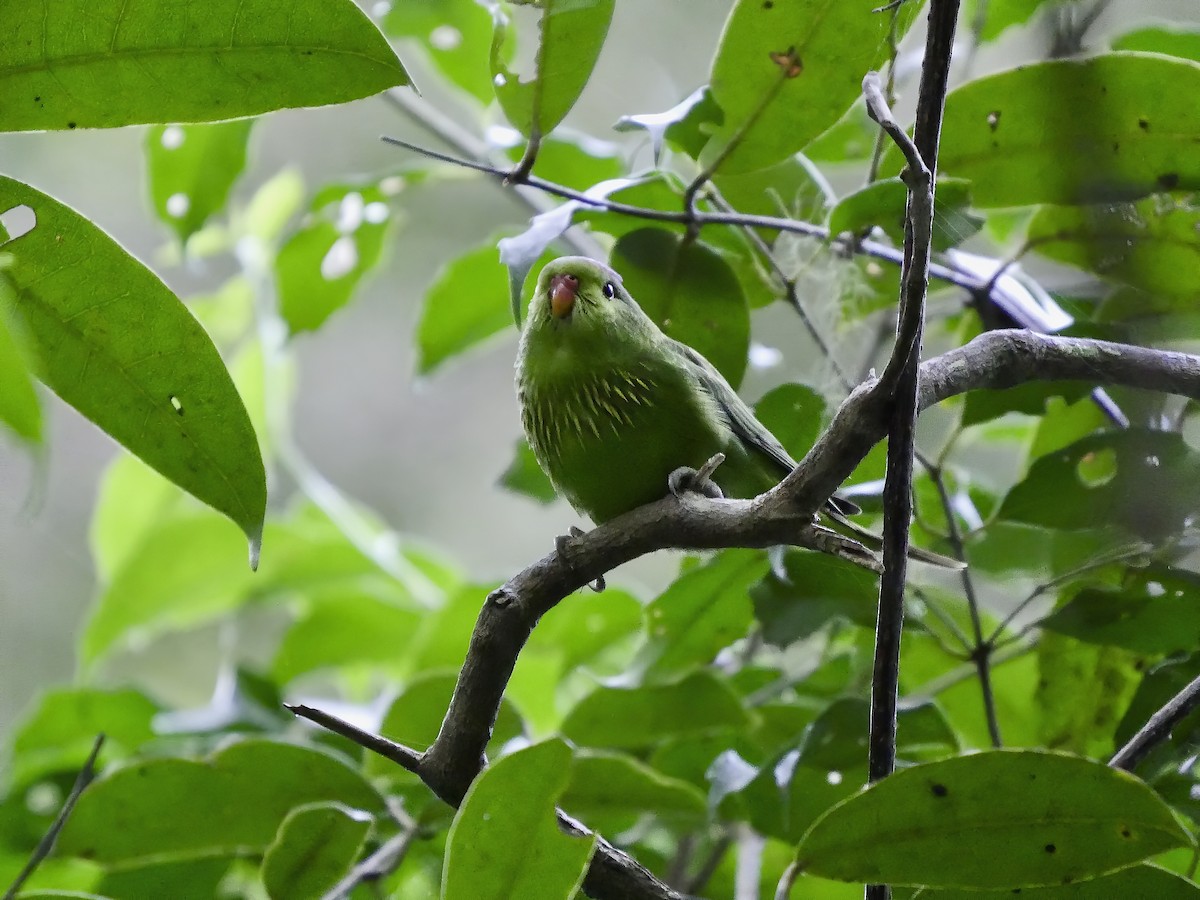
xmin=706 ymin=0 xmax=920 ymax=173
xmin=262 ymin=802 xmax=372 ymax=900
xmin=5 ymin=2 xmax=1200 ymax=899
xmin=0 ymin=177 xmax=266 ymax=552
xmin=491 ymin=0 xmax=614 ymax=138
xmin=924 ymin=54 xmax=1200 ymax=206
xmin=0 ymin=0 xmax=408 ymax=131
xmin=444 ymin=740 xmax=595 ymax=900
xmin=145 ymin=121 xmax=254 ymax=245
xmin=795 ymin=751 xmax=1192 ymax=888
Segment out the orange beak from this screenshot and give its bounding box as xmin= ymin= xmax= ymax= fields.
xmin=550 ymin=273 xmax=579 ymax=319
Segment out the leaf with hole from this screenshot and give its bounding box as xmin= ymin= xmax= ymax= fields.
xmin=0 ymin=177 xmax=265 ymax=557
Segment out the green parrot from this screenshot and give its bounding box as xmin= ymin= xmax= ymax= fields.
xmin=515 ymin=256 xmax=961 ymax=569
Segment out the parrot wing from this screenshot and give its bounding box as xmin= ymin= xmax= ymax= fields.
xmin=665 ymin=337 xmax=861 ymax=516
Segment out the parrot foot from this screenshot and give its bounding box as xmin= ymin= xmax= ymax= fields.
xmin=668 ymin=453 xmax=726 ymax=501
xmin=808 ymin=524 xmax=882 ymax=573
xmin=555 ymin=526 xmax=606 ymax=593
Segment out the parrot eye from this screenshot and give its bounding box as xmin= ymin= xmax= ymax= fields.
xmin=602 ymin=281 xmax=617 ymax=299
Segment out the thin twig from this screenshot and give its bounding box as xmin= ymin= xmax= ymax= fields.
xmin=320 ymin=826 xmax=420 ymax=900
xmin=379 ymin=134 xmax=985 ymax=295
xmin=1110 ymin=672 xmax=1200 ymax=771
xmin=683 ymin=833 xmax=735 ymax=896
xmin=287 ymin=704 xmax=424 ymax=775
xmin=3 ymin=734 xmax=105 ymax=900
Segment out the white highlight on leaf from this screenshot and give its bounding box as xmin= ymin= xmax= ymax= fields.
xmin=165 ymin=193 xmax=190 ymax=218
xmin=363 ymin=201 xmax=390 ymax=224
xmin=321 ymin=236 xmax=358 ymax=280
xmin=430 ymin=25 xmax=462 ymax=51
xmin=826 ymin=770 xmax=843 ymax=786
xmin=161 ymin=126 xmax=185 ymax=150
xmin=749 ymin=342 xmax=782 ymax=369
xmin=336 ymin=192 xmax=365 ymax=233
xmin=486 ymin=124 xmax=522 ymax=148
xmin=1146 ymin=581 xmax=1165 ymax=597
xmin=493 ymin=73 xmax=507 ymax=88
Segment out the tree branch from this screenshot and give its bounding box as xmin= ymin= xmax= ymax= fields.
xmin=1110 ymin=672 xmax=1200 ymax=772
xmin=2 ymin=734 xmax=104 ymax=900
xmin=292 ymin=329 xmax=1200 ymax=900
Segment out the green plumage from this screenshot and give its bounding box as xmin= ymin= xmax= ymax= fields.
xmin=514 ymin=256 xmax=960 ymax=568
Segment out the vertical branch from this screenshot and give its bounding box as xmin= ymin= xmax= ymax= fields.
xmin=863 ymin=2 xmax=961 ymax=898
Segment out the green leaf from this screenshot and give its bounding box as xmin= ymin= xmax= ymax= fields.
xmin=961 ymin=380 xmax=1090 ymax=427
xmin=505 ymin=134 xmax=625 ymax=191
xmin=0 ymin=290 xmax=41 ymax=443
xmin=1036 ymin=632 xmax=1142 ymax=757
xmin=57 ymin=739 xmax=384 ymax=864
xmin=1113 ymin=25 xmax=1200 ymax=63
xmin=384 ymin=0 xmax=495 ymax=103
xmin=636 ymin=549 xmax=767 ymax=682
xmin=273 ymin=586 xmax=423 ymax=684
xmin=0 ymin=177 xmax=266 ymax=553
xmin=560 ymin=751 xmax=706 ymax=835
xmin=978 ymin=0 xmax=1063 ymax=42
xmin=262 ymin=802 xmax=372 ymax=900
xmin=7 ymin=687 xmax=157 ymax=787
xmin=80 ymin=511 xmax=256 ymax=665
xmin=829 ymin=178 xmax=981 ymax=251
xmin=753 ymin=384 xmax=826 ymax=469
xmin=915 ymin=864 xmax=1200 ymax=898
xmin=490 ymin=0 xmax=615 ymax=138
xmin=705 ymin=0 xmax=920 ymax=173
xmin=444 ymin=739 xmax=595 ymax=900
xmin=610 ymin=228 xmax=750 ymax=387
xmin=752 ymin=550 xmax=880 ymax=646
xmin=499 ymin=438 xmax=558 ymax=505
xmin=525 ymin=586 xmax=643 ymax=670
xmin=1116 ymin=655 xmax=1200 ymax=772
xmin=277 ymin=181 xmax=398 ymax=333
xmin=89 ymin=451 xmax=185 ymax=582
xmin=417 ymin=241 xmax=512 ymax=375
xmin=794 ymin=750 xmax=1192 ymax=888
xmin=1026 ymin=199 xmax=1200 ymax=299
xmin=96 ymin=857 xmax=230 ymax=900
xmin=0 ymin=0 xmax=408 ymax=131
xmin=1042 ymin=566 xmax=1200 ymax=656
xmin=615 ymin=87 xmax=715 ymax=166
xmin=924 ymin=53 xmax=1200 ymax=206
xmin=145 ymin=121 xmax=253 ymax=246
xmin=562 ymin=670 xmax=749 ymax=749
xmin=999 ymin=430 xmax=1200 ymax=540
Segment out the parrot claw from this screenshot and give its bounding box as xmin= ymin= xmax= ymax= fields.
xmin=555 ymin=526 xmax=606 ymax=592
xmin=668 ymin=454 xmax=726 ymax=501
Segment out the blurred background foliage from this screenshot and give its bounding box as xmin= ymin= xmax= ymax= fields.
xmin=2 ymin=0 xmax=1200 ymax=897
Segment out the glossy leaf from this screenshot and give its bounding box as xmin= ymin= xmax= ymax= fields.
xmin=705 ymin=0 xmax=919 ymax=173
xmin=978 ymin=0 xmax=1062 ymax=42
xmin=277 ymin=181 xmax=398 ymax=333
xmin=417 ymin=242 xmax=514 ymax=375
xmin=0 ymin=177 xmax=266 ymax=552
xmin=795 ymin=750 xmax=1192 ymax=888
xmin=96 ymin=857 xmax=229 ymax=900
xmin=999 ymin=430 xmax=1200 ymax=540
xmin=491 ymin=0 xmax=614 ymax=138
xmin=145 ymin=121 xmax=253 ymax=246
xmin=916 ymin=864 xmax=1200 ymax=898
xmin=1026 ymin=199 xmax=1200 ymax=299
xmin=754 ymin=383 xmax=825 ymax=461
xmin=89 ymin=451 xmax=185 ymax=582
xmin=752 ymin=549 xmax=880 ymax=646
xmin=500 ymin=438 xmax=558 ymax=505
xmin=610 ymin=228 xmax=750 ymax=387
xmin=560 ymin=751 xmax=706 ymax=835
xmin=0 ymin=0 xmax=408 ymax=131
xmin=444 ymin=739 xmax=595 ymax=900
xmin=1113 ymin=25 xmax=1200 ymax=62
xmin=925 ymin=53 xmax=1200 ymax=206
xmin=0 ymin=292 xmax=41 ymax=443
xmin=1042 ymin=566 xmax=1200 ymax=656
xmin=262 ymin=802 xmax=372 ymax=900
xmin=636 ymin=549 xmax=767 ymax=682
xmin=562 ymin=670 xmax=749 ymax=749
xmin=384 ymin=0 xmax=495 ymax=103
xmin=57 ymin=739 xmax=384 ymax=864
xmin=525 ymin=585 xmax=643 ymax=670
xmin=615 ymin=87 xmax=714 ymax=166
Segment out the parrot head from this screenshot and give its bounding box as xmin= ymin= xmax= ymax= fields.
xmin=529 ymin=257 xmax=641 ymax=332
